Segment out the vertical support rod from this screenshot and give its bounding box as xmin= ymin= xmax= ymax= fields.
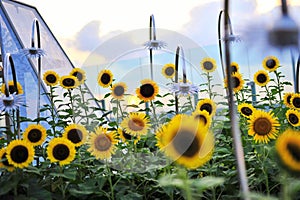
xmin=224 ymin=0 xmax=250 ymax=199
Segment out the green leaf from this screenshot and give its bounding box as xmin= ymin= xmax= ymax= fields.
xmin=49 ymin=169 xmax=77 ymax=180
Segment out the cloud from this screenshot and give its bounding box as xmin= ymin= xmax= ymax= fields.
xmin=182 ymin=0 xmax=257 ymax=46
xmin=73 ymin=21 xmax=102 ymax=51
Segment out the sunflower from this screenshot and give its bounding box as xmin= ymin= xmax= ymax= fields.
xmin=286 ymin=109 xmax=300 ymax=127
xmin=1 ymin=81 xmax=24 ymax=95
xmin=0 ymin=148 xmax=14 ymax=172
xmin=111 ymin=82 xmax=127 ymax=100
xmin=192 ymin=110 xmax=212 ymax=128
xmin=291 ymin=93 xmax=300 ymax=110
xmin=121 ymin=112 xmax=150 ymax=136
xmin=284 ymin=92 xmax=294 ymax=108
xmin=196 ymin=98 xmax=216 ymax=116
xmin=97 ymin=69 xmax=113 ymax=88
xmin=23 ymin=124 xmax=47 ymax=146
xmin=62 ymin=124 xmax=88 ymax=147
xmin=47 ymin=137 xmax=76 ymax=166
xmin=117 ymin=128 xmax=140 ymax=145
xmin=70 ymin=68 xmax=86 ymax=85
xmin=276 ymin=129 xmax=300 ymax=173
xmin=155 ymin=123 xmax=169 ymax=150
xmin=262 ymin=56 xmax=280 ymax=72
xmin=87 ymin=126 xmax=118 ymax=160
xmin=224 ymin=72 xmax=244 ymax=93
xmin=200 ymin=57 xmax=217 ymax=73
xmin=6 ymin=139 xmax=35 ymax=168
xmin=60 ymin=75 xmax=79 ymax=89
xmin=238 ymin=103 xmax=256 ymax=118
xmin=43 ymin=70 xmax=60 ymax=86
xmin=162 ymin=63 xmax=176 ymax=79
xmin=136 ymin=79 xmax=159 ymax=102
xmin=157 ymin=114 xmax=214 ymax=169
xmin=230 ymin=62 xmax=240 ymax=73
xmin=248 ymin=110 xmax=280 ymax=143
xmin=253 ymin=70 xmax=270 ymax=87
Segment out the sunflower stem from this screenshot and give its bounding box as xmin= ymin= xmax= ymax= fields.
xmin=49 ymin=86 xmax=57 ymax=137
xmin=263 ymin=85 xmax=273 ymax=106
xmin=117 ymin=100 xmax=124 ymax=119
xmin=106 ymin=160 xmax=115 ymax=200
xmin=150 ymin=100 xmax=158 ymax=130
xmin=68 ymin=89 xmax=76 ymax=123
xmin=274 ymin=70 xmax=283 ymax=102
xmin=79 ymin=85 xmax=89 ymax=125
xmin=207 ymin=72 xmax=213 ymax=100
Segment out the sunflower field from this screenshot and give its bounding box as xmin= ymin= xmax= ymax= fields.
xmin=1 ymin=50 xmax=300 ymax=200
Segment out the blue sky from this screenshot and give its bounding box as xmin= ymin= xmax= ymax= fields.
xmin=17 ymin=0 xmax=300 ymax=97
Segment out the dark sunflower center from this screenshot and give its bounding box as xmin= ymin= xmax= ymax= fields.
xmin=287 ymin=143 xmax=300 ymax=162
xmin=8 ymin=85 xmax=17 ymax=94
xmin=140 ymin=84 xmax=155 ymax=98
xmin=62 ymin=78 xmax=76 ymax=87
xmin=10 ymin=145 xmax=29 ymax=163
xmin=253 ymin=118 xmax=272 ymax=136
xmin=231 ymin=65 xmax=238 ymax=73
xmin=53 ymin=144 xmax=70 ymax=161
xmin=288 ymin=113 xmax=299 ymax=125
xmin=46 ymin=74 xmax=57 ymax=84
xmin=232 ymin=77 xmax=241 ymax=89
xmin=203 ymin=61 xmax=213 ymax=71
xmin=292 ymin=97 xmax=300 ymax=108
xmin=122 ymin=130 xmax=132 ymax=140
xmin=200 ymin=103 xmax=212 ymax=115
xmin=67 ymin=129 xmax=83 ymax=144
xmin=241 ymin=107 xmax=253 ymax=116
xmin=101 ymin=73 xmax=111 ymax=85
xmin=1 ymin=152 xmax=12 ymax=167
xmin=94 ymin=135 xmax=111 ymax=151
xmin=72 ymin=72 xmax=83 ymax=81
xmin=165 ymin=67 xmax=175 ymax=76
xmin=172 ymin=130 xmax=200 ymax=158
xmin=114 ymin=86 xmax=125 ymax=96
xmin=266 ymin=59 xmax=276 ymax=69
xmin=128 ymin=118 xmax=144 ymax=131
xmin=28 ymin=129 xmax=42 ymax=143
xmin=195 ymin=114 xmax=207 ymax=125
xmin=257 ymin=74 xmax=267 ymax=83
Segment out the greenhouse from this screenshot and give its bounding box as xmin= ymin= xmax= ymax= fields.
xmin=0 ymin=0 xmax=299 ymax=199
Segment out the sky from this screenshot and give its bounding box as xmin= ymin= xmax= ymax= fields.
xmin=14 ymin=0 xmax=300 ymax=97
xmin=16 ymin=0 xmax=295 ymax=67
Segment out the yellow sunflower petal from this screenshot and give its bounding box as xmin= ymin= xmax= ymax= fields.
xmin=62 ymin=124 xmax=88 ymax=147
xmin=110 ymin=82 xmax=127 ymax=100
xmin=43 ymin=70 xmax=60 ymax=86
xmin=286 ymin=109 xmax=300 ymax=127
xmin=70 ymin=68 xmax=86 ymax=85
xmin=23 ymin=124 xmax=47 ymax=146
xmin=200 ymin=57 xmax=217 ymax=73
xmin=162 ymin=63 xmax=176 ymax=79
xmin=158 ymin=114 xmax=214 ymax=169
xmin=238 ymin=103 xmax=256 ymax=118
xmin=136 ymin=79 xmax=159 ymax=102
xmin=196 ymin=98 xmax=217 ymax=116
xmin=0 ymin=148 xmax=14 ymax=172
xmin=97 ymin=69 xmax=113 ymax=88
xmin=60 ymin=75 xmax=79 ymax=89
xmin=248 ymin=110 xmax=280 ymax=143
xmin=6 ymin=139 xmax=35 ymax=169
xmin=1 ymin=81 xmax=24 ymax=95
xmin=262 ymin=55 xmax=280 ymax=72
xmin=120 ymin=112 xmax=150 ymax=136
xmin=47 ymin=137 xmax=76 ymax=166
xmin=87 ymin=126 xmax=118 ymax=160
xmin=253 ymin=70 xmax=270 ymax=87
xmin=276 ymin=129 xmax=300 ymax=172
